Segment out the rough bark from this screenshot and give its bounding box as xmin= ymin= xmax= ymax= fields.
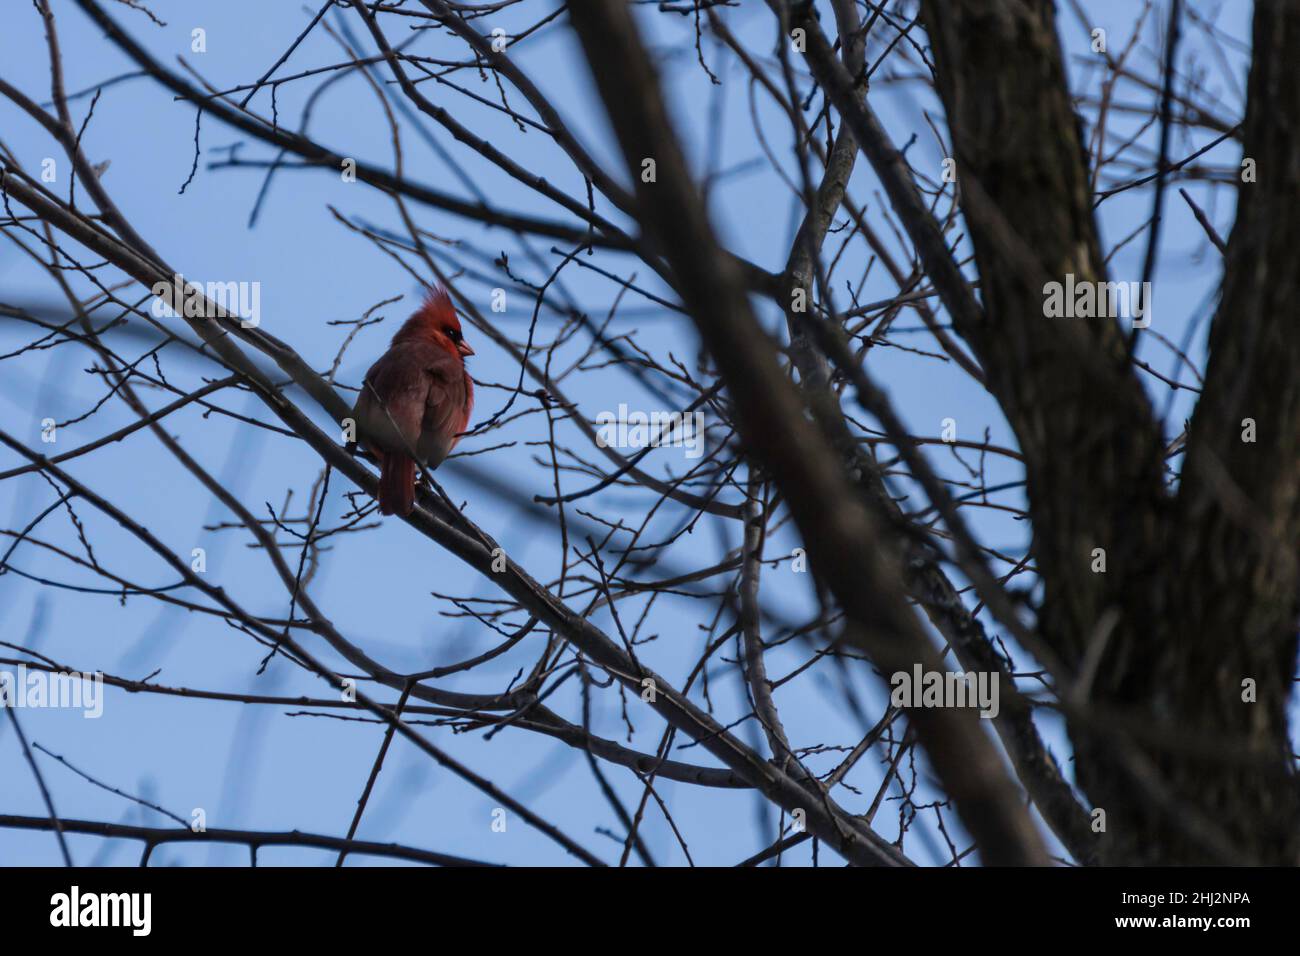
xmin=917 ymin=0 xmax=1300 ymax=863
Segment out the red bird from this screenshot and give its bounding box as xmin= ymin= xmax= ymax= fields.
xmin=353 ymin=286 xmax=474 ymax=516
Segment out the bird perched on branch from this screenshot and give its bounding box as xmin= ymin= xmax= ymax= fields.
xmin=353 ymin=286 xmax=474 ymax=516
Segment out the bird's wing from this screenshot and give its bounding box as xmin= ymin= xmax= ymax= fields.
xmin=354 ymin=348 xmax=431 ymax=457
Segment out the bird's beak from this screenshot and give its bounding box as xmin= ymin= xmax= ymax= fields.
xmin=457 ymin=340 xmax=475 ymax=357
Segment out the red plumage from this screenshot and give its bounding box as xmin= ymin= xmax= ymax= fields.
xmin=353 ymin=286 xmax=475 ymax=516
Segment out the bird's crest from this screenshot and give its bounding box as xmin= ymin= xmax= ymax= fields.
xmin=394 ymin=284 xmax=462 ymax=343
xmin=411 ymin=285 xmax=459 ymax=331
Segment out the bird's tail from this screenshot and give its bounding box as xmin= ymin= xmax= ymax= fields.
xmin=378 ymin=452 xmax=416 ymax=516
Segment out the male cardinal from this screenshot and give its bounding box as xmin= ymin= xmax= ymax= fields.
xmin=353 ymin=286 xmax=474 ymax=516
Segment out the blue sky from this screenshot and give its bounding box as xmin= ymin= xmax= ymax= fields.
xmin=0 ymin=0 xmax=1251 ymax=866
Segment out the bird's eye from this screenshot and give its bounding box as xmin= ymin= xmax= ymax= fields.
xmin=447 ymin=328 xmax=462 ymax=342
